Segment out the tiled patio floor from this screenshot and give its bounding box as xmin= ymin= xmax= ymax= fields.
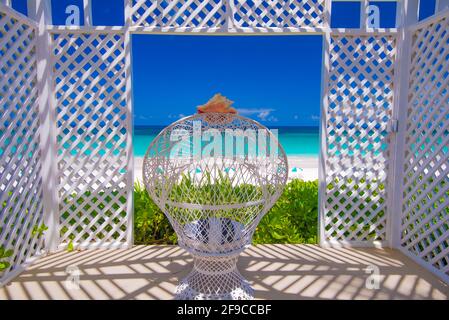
xmin=1 ymin=245 xmax=448 ymax=300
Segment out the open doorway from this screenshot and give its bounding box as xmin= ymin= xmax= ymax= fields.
xmin=131 ymin=35 xmax=322 ymax=245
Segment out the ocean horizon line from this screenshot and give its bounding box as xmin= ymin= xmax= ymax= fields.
xmin=134 ymin=124 xmax=320 ymax=129
xmin=133 ymin=125 xmax=320 ymax=157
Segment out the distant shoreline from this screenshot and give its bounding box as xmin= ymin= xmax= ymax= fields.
xmin=133 ymin=125 xmax=320 ymax=158
xmin=134 ymin=155 xmax=319 ymax=182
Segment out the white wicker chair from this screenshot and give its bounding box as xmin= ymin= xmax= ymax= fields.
xmin=143 ymin=113 xmax=288 ymax=300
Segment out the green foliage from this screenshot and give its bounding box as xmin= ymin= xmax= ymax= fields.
xmin=58 ymin=176 xmax=320 ymax=246
xmin=32 ymin=223 xmax=48 ymax=238
xmin=60 ymin=189 xmax=127 ymax=249
xmin=0 ymin=245 xmax=14 ymax=272
xmin=134 ymin=173 xmax=266 ymax=245
xmin=134 ymin=178 xmax=319 ymax=245
xmin=326 ymin=177 xmax=386 ymax=240
xmin=253 ymin=179 xmax=318 ymax=244
xmin=167 ymin=172 xmax=263 ymax=205
xmin=65 ymin=233 xmax=76 ymax=252
xmin=134 ymin=181 xmax=177 ymax=245
xmin=0 ymin=223 xmax=46 ymax=273
xmin=67 ymin=239 xmax=74 ymax=252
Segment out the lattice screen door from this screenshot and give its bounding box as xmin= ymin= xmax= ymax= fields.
xmin=399 ymin=12 xmax=449 ymax=283
xmin=319 ymin=33 xmax=397 ymax=247
xmin=51 ymin=31 xmax=133 ymax=250
xmin=0 ymin=5 xmax=45 ymax=285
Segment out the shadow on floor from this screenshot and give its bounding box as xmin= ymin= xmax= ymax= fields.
xmin=0 ymin=245 xmax=448 ymax=300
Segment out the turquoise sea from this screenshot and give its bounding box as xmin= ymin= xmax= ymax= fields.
xmin=134 ymin=126 xmax=319 ymax=157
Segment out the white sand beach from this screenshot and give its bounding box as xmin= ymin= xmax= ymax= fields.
xmin=134 ymin=156 xmax=318 ymax=182
xmin=287 ymin=156 xmax=319 ymax=181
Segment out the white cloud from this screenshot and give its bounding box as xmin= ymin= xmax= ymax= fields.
xmin=236 ymin=108 xmax=276 ymax=121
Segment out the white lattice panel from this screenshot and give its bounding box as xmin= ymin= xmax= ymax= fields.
xmin=130 ymin=0 xmax=227 ymax=28
xmin=0 ymin=10 xmax=44 ymax=281
xmin=230 ymin=0 xmax=325 ymax=28
xmin=322 ymin=35 xmax=397 ymax=244
xmin=129 ymin=0 xmax=326 ymax=29
xmin=52 ymin=31 xmax=131 ymax=249
xmin=401 ymin=14 xmax=449 ymax=278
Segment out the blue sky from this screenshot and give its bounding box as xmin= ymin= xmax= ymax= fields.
xmin=131 ymin=35 xmax=323 ymax=126
xmin=11 ymin=0 xmax=437 ymax=126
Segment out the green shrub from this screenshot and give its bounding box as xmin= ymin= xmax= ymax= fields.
xmin=133 ymin=178 xmax=319 ymax=245
xmin=0 ymin=245 xmax=13 ymax=272
xmin=134 ymin=182 xmax=177 ymax=245
xmin=253 ymin=179 xmax=318 ymax=244
xmin=60 ymin=190 xmax=127 ymax=243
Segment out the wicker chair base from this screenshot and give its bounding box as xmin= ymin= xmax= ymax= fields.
xmin=175 ymin=254 xmax=254 ymax=300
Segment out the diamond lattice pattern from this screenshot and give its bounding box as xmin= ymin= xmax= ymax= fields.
xmin=324 ymin=35 xmax=396 ymax=243
xmin=0 ymin=12 xmax=44 ymax=281
xmin=230 ymin=0 xmax=325 ymax=28
xmin=131 ymin=0 xmax=227 ymax=28
xmin=52 ymin=32 xmax=130 ymax=248
xmin=401 ymin=15 xmax=449 ymax=276
xmin=130 ymin=0 xmax=325 ymax=29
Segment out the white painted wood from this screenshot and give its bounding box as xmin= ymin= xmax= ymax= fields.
xmin=0 ymin=253 xmax=45 ymax=287
xmin=129 ymin=25 xmax=328 ymax=34
xmin=130 ymin=0 xmax=227 ymax=28
xmin=332 ymin=0 xmax=398 ymax=1
xmin=130 ymin=0 xmax=326 ymax=30
xmin=436 ymin=0 xmax=449 ymax=11
xmin=399 ymin=246 xmax=449 ymax=285
xmin=58 ymin=241 xmax=130 ymax=251
xmin=48 ymin=25 xmax=124 ymax=33
xmin=230 ymin=0 xmax=326 ymax=29
xmin=224 ymin=0 xmax=232 ymax=29
xmin=400 ymin=9 xmax=449 ymax=281
xmin=44 ymin=1 xmax=404 ymax=35
xmin=49 ymin=26 xmax=398 ymax=36
xmin=320 ymin=239 xmax=386 ymax=249
xmin=0 ymin=1 xmax=37 ymax=26
xmin=410 ymin=6 xmax=449 ymax=31
xmin=360 ymin=0 xmax=369 ymax=29
xmin=83 ymin=0 xmax=93 ymax=26
xmin=124 ymin=0 xmax=134 ymax=248
xmin=330 ymin=28 xmax=398 ymax=35
xmin=318 ymin=0 xmax=331 ymax=248
xmin=321 ymin=31 xmax=397 ymax=246
xmin=1 ymin=0 xmax=11 ymax=7
xmin=50 ymin=28 xmax=131 ymax=250
xmin=0 ymin=4 xmax=46 ymax=285
xmin=28 ymin=0 xmax=59 ymax=255
xmin=27 ymin=0 xmax=52 ymax=24
xmin=388 ymin=0 xmax=418 ymax=249
xmin=395 ymin=0 xmax=402 ymax=27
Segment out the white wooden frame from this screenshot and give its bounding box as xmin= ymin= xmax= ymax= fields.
xmin=1 ymin=0 xmax=449 ymax=287
xmin=319 ymin=0 xmax=400 ymax=248
xmin=388 ymin=0 xmax=419 ymax=250
xmin=50 ymin=27 xmax=132 ymax=250
xmin=0 ymin=2 xmax=46 ymax=286
xmin=398 ymin=5 xmax=449 ymax=284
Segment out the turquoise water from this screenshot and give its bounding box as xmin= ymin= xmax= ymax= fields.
xmin=134 ymin=126 xmax=319 ymax=157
